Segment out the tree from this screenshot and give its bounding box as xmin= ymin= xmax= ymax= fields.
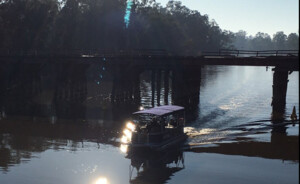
xmin=0 ymin=0 xmax=59 ymax=49
xmin=286 ymin=33 xmax=299 ymax=50
xmin=233 ymin=30 xmax=249 ymax=50
xmin=0 ymin=0 xmax=235 ymax=54
xmin=250 ymin=32 xmax=272 ymax=50
xmin=272 ymin=31 xmax=287 ymax=50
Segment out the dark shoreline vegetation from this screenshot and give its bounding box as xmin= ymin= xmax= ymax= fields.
xmin=0 ymin=0 xmax=298 ymax=55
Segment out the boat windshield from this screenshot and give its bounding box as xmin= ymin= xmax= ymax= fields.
xmin=132 ymin=105 xmax=185 ymax=129
xmin=132 ymin=114 xmax=157 ymax=127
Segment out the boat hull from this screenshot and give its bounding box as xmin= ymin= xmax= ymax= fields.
xmin=129 ymin=133 xmax=187 ymax=151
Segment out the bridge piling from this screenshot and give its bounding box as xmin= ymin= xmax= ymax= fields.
xmin=156 ymin=70 xmax=161 ymax=106
xmin=164 ymin=70 xmax=170 ymax=105
xmin=271 ymin=67 xmax=289 ymax=121
xmin=133 ymin=72 xmax=141 ymax=104
xmin=151 ymin=70 xmax=156 ymax=107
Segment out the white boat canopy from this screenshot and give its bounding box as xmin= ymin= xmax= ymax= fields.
xmin=133 ymin=105 xmax=184 ymax=116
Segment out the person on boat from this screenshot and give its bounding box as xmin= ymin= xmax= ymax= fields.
xmin=170 ymin=118 xmax=176 ymax=127
xmin=135 ymin=123 xmax=141 ymax=132
xmin=153 ymin=120 xmax=161 ymax=132
xmin=146 ymin=119 xmax=160 ymax=133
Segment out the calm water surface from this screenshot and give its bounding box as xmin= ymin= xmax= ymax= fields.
xmin=0 ymin=66 xmax=298 ymax=184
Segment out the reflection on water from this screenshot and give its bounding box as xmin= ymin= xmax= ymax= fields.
xmin=188 ymin=125 xmax=299 ymax=161
xmin=0 ymin=64 xmax=299 ymax=183
xmin=128 ymin=149 xmax=184 ymax=184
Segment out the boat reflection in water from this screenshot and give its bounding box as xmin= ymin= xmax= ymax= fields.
xmin=127 ymin=148 xmax=184 ymax=184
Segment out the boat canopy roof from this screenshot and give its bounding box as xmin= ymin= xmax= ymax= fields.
xmin=133 ymin=105 xmax=184 ymax=116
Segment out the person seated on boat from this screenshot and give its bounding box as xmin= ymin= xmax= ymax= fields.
xmin=178 ymin=117 xmax=184 ymax=127
xmin=169 ymin=118 xmax=177 ymax=127
xmin=135 ymin=124 xmax=141 ymax=132
xmin=146 ymin=120 xmax=161 ymax=133
xmin=146 ymin=122 xmax=151 ymax=133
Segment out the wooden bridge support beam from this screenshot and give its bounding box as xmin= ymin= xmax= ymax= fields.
xmin=156 ymin=70 xmax=161 ymax=106
xmin=164 ymin=70 xmax=170 ymax=105
xmin=111 ymin=65 xmax=141 ymax=106
xmin=171 ymin=68 xmax=182 ymax=105
xmin=171 ymin=65 xmax=201 ymax=109
xmin=151 ymin=70 xmax=156 ymax=107
xmin=133 ymin=72 xmax=141 ymax=104
xmin=271 ymin=67 xmax=289 ymax=121
xmin=1 ymin=63 xmax=43 ymax=116
xmin=111 ymin=66 xmax=119 ymax=103
xmin=54 ymin=63 xmax=88 ymax=119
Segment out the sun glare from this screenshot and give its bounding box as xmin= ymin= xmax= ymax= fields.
xmin=95 ymin=177 xmax=108 ymax=184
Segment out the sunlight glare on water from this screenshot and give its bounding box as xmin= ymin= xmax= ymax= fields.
xmin=94 ymin=177 xmax=109 ymax=184
xmin=184 ymin=127 xmax=216 ymax=136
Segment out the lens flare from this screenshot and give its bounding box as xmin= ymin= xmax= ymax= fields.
xmin=120 ymin=144 xmax=128 ymax=153
xmin=126 ymin=121 xmax=135 ymax=131
xmin=123 ymin=129 xmax=132 ymax=139
xmin=124 ymin=0 xmax=133 ymax=28
xmin=121 ymin=135 xmax=128 ymax=143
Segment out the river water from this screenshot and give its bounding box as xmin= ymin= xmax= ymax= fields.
xmin=0 ymin=65 xmax=298 ymax=184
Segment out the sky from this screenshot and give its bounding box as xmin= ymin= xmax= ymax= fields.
xmin=155 ymin=0 xmax=299 ymax=37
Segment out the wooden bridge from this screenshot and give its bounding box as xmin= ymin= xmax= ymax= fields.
xmin=0 ymin=49 xmax=298 ymax=121
xmin=0 ymin=49 xmax=298 ymax=71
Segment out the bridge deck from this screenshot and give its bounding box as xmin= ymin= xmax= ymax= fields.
xmin=0 ymin=49 xmax=298 ymax=71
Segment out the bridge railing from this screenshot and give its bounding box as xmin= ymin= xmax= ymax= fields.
xmin=202 ymin=49 xmax=299 ymax=57
xmin=0 ymin=49 xmax=168 ymax=57
xmin=1 ymin=49 xmax=298 ymax=58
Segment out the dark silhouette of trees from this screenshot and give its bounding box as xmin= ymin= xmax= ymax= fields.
xmin=0 ymin=0 xmax=298 ymax=54
xmin=0 ymin=0 xmax=234 ymax=55
xmin=232 ymin=30 xmax=249 ymax=50
xmin=273 ymin=31 xmax=287 ymax=50
xmin=232 ymin=30 xmax=299 ymax=51
xmin=286 ymin=33 xmax=299 ymax=50
xmin=250 ymin=32 xmax=272 ymax=50
xmin=0 ymin=0 xmax=59 ymax=49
